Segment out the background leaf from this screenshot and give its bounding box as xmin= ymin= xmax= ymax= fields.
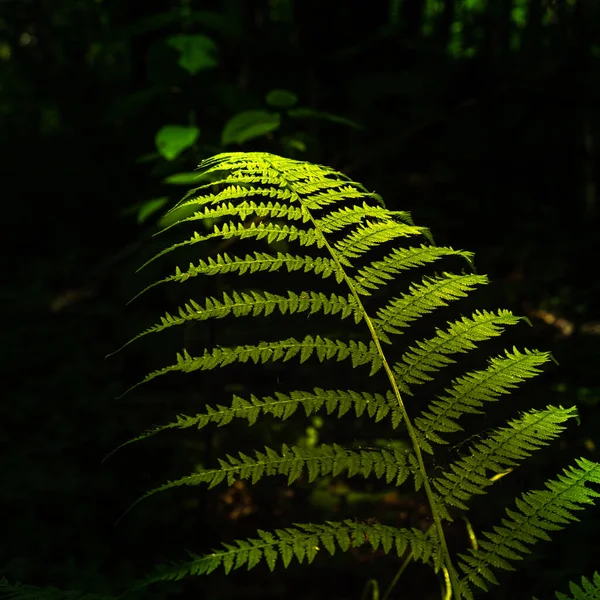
xmin=221 ymin=110 xmax=281 ymax=145
xmin=265 ymin=89 xmax=299 ymax=109
xmin=166 ymin=34 xmax=218 ymax=74
xmin=155 ymin=125 xmax=200 ymax=161
xmin=136 ymin=197 xmax=169 ymax=224
xmin=287 ymin=108 xmax=363 ymax=130
xmin=162 ymin=172 xmax=203 ymax=185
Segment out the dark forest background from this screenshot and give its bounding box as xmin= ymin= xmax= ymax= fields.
xmin=2 ymin=1 xmax=600 ymax=599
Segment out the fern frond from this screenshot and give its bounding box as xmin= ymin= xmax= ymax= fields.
xmin=170 ymin=198 xmax=306 ymax=225
xmin=352 ymin=245 xmax=475 ymax=295
xmin=125 ymin=336 xmax=383 ymax=395
xmin=302 ymin=186 xmax=384 ymax=209
xmin=135 ymin=520 xmax=441 ymax=586
xmin=188 ymin=151 xmax=359 ymax=194
xmin=135 ymin=220 xmax=325 ymax=282
xmin=173 ymin=181 xmax=370 ymax=215
xmin=126 ymin=443 xmax=418 ymax=514
xmin=127 ymin=249 xmax=349 ymax=313
xmin=315 ymin=203 xmax=413 ymax=233
xmin=114 ymin=151 xmax=597 ymax=599
xmin=458 ymin=458 xmax=600 ymax=591
xmin=373 ymin=273 xmax=488 ymax=343
xmin=115 ymin=288 xmax=360 ymax=352
xmin=333 ymin=221 xmax=429 ymax=261
xmin=554 ymin=572 xmax=600 ymax=600
xmin=434 ymin=406 xmax=578 ymax=510
xmin=393 ymin=309 xmax=523 ymax=395
xmin=180 ymin=190 xmax=301 ymax=216
xmin=106 ymin=388 xmax=402 ymax=456
xmin=415 ymin=348 xmax=552 ymax=446
xmin=142 ymin=152 xmax=387 ymax=271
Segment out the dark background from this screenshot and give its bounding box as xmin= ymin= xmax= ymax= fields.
xmin=2 ymin=1 xmax=600 ymax=599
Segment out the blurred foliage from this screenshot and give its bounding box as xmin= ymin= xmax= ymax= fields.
xmin=2 ymin=1 xmax=600 ymax=599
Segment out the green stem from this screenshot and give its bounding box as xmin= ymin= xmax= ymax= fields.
xmin=381 ymin=552 xmax=412 ymax=600
xmin=360 ymin=579 xmax=380 ymax=600
xmin=276 ymin=159 xmax=464 ymax=600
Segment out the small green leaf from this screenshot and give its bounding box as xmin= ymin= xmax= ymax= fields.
xmin=282 ymin=136 xmax=307 ymax=153
xmin=163 ymin=172 xmax=203 ymax=185
xmin=221 ymin=111 xmax=281 ymax=146
xmin=137 ymin=197 xmax=169 ymax=224
xmin=265 ymin=89 xmax=298 ymax=109
xmin=167 ymin=34 xmax=218 ymax=74
xmin=158 ymin=204 xmax=203 ymax=229
xmin=287 ymin=108 xmax=363 ymax=130
xmin=155 ymin=125 xmax=200 ymax=161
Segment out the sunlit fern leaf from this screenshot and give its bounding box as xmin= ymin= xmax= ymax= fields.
xmin=372 ymin=273 xmax=488 ymax=343
xmin=333 ymin=221 xmax=429 ymax=261
xmin=134 ymin=221 xmax=326 ymax=284
xmin=172 ymin=183 xmax=372 ymax=217
xmin=352 ymin=245 xmax=475 ymax=295
xmin=434 ymin=406 xmax=578 ymax=510
xmin=104 ymin=388 xmax=402 ymax=458
xmin=554 ymin=572 xmax=600 ymax=600
xmin=393 ymin=310 xmax=523 ymax=395
xmin=111 ymin=152 xmax=600 ymax=599
xmin=415 ymin=348 xmax=553 ymax=447
xmin=120 ymin=443 xmax=419 ymax=518
xmin=458 ymin=458 xmax=600 ymax=591
xmin=170 ymin=250 xmax=344 ymax=282
xmin=134 ymin=520 xmax=441 ymax=587
xmin=159 ymin=198 xmax=306 ymax=236
xmin=143 ymin=154 xmax=390 ymax=269
xmin=123 ymin=335 xmax=384 ymax=395
xmin=315 ymin=203 xmax=413 ymax=233
xmin=114 ymin=288 xmax=361 ymax=353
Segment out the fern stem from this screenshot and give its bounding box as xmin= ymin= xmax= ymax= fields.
xmin=357 ymin=310 xmax=462 ymax=600
xmin=360 ymin=579 xmax=380 ymax=600
xmin=291 ymin=178 xmax=463 ymax=599
xmin=381 ymin=552 xmax=412 ymax=600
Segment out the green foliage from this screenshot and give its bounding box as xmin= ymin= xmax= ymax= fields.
xmin=554 ymin=572 xmax=600 ymax=600
xmin=4 ymin=2 xmax=600 ymax=600
xmin=136 ymin=521 xmax=441 ymax=585
xmin=109 ymin=152 xmax=600 ymax=600
xmin=166 ymin=34 xmax=218 ymax=74
xmin=154 ymin=125 xmax=200 ymax=161
xmin=265 ymin=89 xmax=298 ymax=109
xmin=134 ymin=93 xmax=359 ymax=226
xmin=221 ymin=111 xmax=281 ymax=146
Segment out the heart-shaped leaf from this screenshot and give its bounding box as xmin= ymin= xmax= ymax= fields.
xmin=155 ymin=125 xmax=200 ymax=161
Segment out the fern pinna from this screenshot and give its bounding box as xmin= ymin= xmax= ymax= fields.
xmin=111 ymin=152 xmax=600 ymax=600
